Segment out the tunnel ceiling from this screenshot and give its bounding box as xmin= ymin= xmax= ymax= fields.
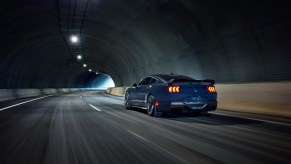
xmin=0 ymin=0 xmax=290 ymax=88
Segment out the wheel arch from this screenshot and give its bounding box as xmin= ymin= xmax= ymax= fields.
xmin=145 ymin=93 xmax=153 ymax=101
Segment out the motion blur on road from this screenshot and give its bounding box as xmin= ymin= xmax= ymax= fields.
xmin=1 ymin=0 xmax=291 ymax=163
xmin=0 ymin=91 xmax=290 ymax=164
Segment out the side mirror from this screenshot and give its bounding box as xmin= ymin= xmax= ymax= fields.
xmin=132 ymin=83 xmax=137 ymax=87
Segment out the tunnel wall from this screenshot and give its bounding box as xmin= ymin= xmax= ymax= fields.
xmin=215 ymin=82 xmax=291 ymax=117
xmin=0 ymin=88 xmax=86 ymax=102
xmin=107 ymin=81 xmax=291 ymax=117
xmin=92 ymin=0 xmax=291 ymax=86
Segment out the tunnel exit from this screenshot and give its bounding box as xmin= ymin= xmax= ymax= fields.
xmin=90 ymin=75 xmax=115 ymax=90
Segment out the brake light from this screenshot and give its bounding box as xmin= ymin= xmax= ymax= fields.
xmin=207 ymin=86 xmax=216 ymax=93
xmin=168 ymin=86 xmax=180 ymax=93
xmin=155 ymin=101 xmax=159 ymax=106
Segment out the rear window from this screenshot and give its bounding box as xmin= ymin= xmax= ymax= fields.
xmin=158 ymin=75 xmax=195 ymax=82
xmin=170 ymin=79 xmax=195 ymax=83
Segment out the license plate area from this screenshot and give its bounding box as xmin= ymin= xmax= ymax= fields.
xmin=183 ymin=96 xmax=208 ymax=109
xmin=185 ymin=96 xmax=207 ymax=102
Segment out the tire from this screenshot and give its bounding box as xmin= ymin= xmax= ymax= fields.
xmin=147 ymin=95 xmax=163 ymax=117
xmin=200 ymin=111 xmax=209 ymax=114
xmin=124 ymin=92 xmax=132 ymax=109
xmin=197 ymin=111 xmax=209 ymax=115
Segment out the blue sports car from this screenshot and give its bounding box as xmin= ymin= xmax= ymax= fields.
xmin=124 ymin=74 xmax=217 ymax=117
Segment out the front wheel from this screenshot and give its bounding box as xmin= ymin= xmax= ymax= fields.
xmin=147 ymin=95 xmax=162 ymax=117
xmin=124 ymin=93 xmax=132 ymax=109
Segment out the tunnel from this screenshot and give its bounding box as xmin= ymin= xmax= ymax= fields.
xmin=1 ymin=0 xmax=290 ymax=88
xmin=0 ymin=0 xmax=291 ymax=164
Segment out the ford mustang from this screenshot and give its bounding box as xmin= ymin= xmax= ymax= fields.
xmin=124 ymin=74 xmax=217 ymax=117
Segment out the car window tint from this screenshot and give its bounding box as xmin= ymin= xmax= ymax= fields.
xmin=171 ymin=79 xmax=195 ymax=83
xmin=158 ymin=75 xmax=195 ymax=81
xmin=138 ymin=77 xmax=152 ymax=86
xmin=149 ymin=78 xmax=157 ymax=84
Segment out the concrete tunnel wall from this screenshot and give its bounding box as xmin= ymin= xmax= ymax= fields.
xmin=84 ymin=0 xmax=291 ymax=86
xmin=0 ymin=88 xmax=91 ymax=102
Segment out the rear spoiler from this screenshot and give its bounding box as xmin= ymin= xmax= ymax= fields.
xmin=201 ymin=79 xmax=215 ymax=85
xmin=168 ymin=79 xmax=215 ymax=85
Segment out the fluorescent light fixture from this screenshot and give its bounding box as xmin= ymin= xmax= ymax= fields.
xmin=70 ymin=35 xmax=79 ymax=43
xmin=77 ymin=55 xmax=82 ymax=60
xmin=83 ymin=64 xmax=87 ymax=67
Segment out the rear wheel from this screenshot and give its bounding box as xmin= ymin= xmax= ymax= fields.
xmin=201 ymin=111 xmax=209 ymax=114
xmin=124 ymin=93 xmax=132 ymax=109
xmin=147 ymin=95 xmax=162 ymax=117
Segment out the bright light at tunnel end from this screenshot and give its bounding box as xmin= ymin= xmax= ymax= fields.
xmin=92 ymin=75 xmax=115 ymax=90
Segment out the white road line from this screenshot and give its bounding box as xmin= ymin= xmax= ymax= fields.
xmin=0 ymin=94 xmax=58 ymax=111
xmin=128 ymin=130 xmax=148 ymax=141
xmin=88 ymin=104 xmax=102 ymax=112
xmin=213 ymin=112 xmax=291 ymax=127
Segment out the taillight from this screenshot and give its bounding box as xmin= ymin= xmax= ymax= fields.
xmin=168 ymin=86 xmax=180 ymax=93
xmin=155 ymin=101 xmax=159 ymax=106
xmin=207 ymin=86 xmax=216 ymax=93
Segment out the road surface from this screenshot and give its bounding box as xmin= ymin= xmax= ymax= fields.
xmin=0 ymin=91 xmax=290 ymax=164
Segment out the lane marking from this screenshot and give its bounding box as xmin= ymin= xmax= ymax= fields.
xmin=128 ymin=130 xmax=148 ymax=141
xmin=88 ymin=104 xmax=102 ymax=112
xmin=213 ymin=112 xmax=291 ymax=127
xmin=0 ymin=94 xmax=58 ymax=111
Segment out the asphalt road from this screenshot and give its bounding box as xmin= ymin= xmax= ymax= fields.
xmin=0 ymin=91 xmax=290 ymax=164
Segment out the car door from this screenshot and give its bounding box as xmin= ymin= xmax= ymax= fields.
xmin=135 ymin=77 xmax=152 ymax=106
xmin=128 ymin=83 xmax=138 ymax=101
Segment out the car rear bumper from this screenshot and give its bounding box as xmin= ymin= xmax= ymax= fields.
xmin=157 ymin=101 xmax=217 ymax=112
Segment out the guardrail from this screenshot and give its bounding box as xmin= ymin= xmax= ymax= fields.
xmin=106 ymin=82 xmax=291 ymax=117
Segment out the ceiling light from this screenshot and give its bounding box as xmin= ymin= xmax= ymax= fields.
xmin=77 ymin=55 xmax=82 ymax=60
xmin=70 ymin=35 xmax=79 ymax=43
xmin=83 ymin=64 xmax=87 ymax=67
xmin=89 ymin=69 xmax=92 ymax=72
